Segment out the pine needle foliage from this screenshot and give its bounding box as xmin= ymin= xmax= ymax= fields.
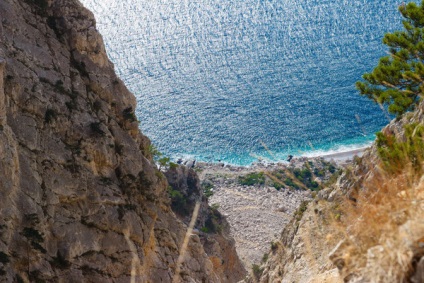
xmin=356 ymin=1 xmax=424 ymax=116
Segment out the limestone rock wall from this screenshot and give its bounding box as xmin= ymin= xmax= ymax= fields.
xmin=0 ymin=0 xmax=242 ymax=282
xmin=246 ymin=101 xmax=424 ymax=283
xmin=244 ymin=198 xmax=342 ymax=283
xmin=165 ymin=166 xmax=247 ymax=282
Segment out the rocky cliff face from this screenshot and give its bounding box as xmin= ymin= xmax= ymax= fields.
xmin=0 ymin=0 xmax=244 ymax=282
xmin=247 ymin=102 xmax=424 ymax=283
xmin=246 ymin=196 xmax=342 ymax=283
xmin=165 ymin=166 xmax=246 ymax=282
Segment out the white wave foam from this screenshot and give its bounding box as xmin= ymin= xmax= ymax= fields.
xmin=300 ymin=142 xmax=373 ymax=159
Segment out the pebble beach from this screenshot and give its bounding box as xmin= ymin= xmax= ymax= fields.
xmin=193 ymin=146 xmax=367 ymax=268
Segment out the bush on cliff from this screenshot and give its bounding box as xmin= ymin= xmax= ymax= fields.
xmin=167 ymin=186 xmax=187 ymax=215
xmin=376 ymin=123 xmax=424 ymax=174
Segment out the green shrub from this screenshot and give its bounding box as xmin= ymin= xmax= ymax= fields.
xmin=261 ymin=253 xmax=269 ymax=263
xmin=291 ymin=164 xmax=324 ymax=191
xmin=211 ymin=203 xmax=220 ymax=210
xmin=273 ymin=181 xmax=284 ymax=190
xmin=238 ymin=172 xmax=265 ymax=186
xmin=377 ymin=123 xmax=424 ymax=174
xmin=294 ymin=201 xmax=309 ymax=222
xmin=310 ymin=181 xmax=319 ymax=190
xmin=293 ymin=167 xmax=312 ymax=180
xmin=148 ymin=144 xmax=161 ymax=157
xmin=252 ymin=264 xmax=264 ymax=279
xmin=158 ymin=156 xmax=170 ymax=170
xmin=314 ymin=168 xmax=325 ymax=177
xmin=283 ymin=177 xmax=300 ymax=190
xmin=202 ymin=182 xmax=214 ymax=198
xmin=168 ymin=187 xmax=186 ymax=215
xmin=356 ymin=1 xmax=424 ymax=116
xmin=200 ymin=227 xmax=209 ymax=233
xmin=203 ymin=205 xmax=223 ymax=234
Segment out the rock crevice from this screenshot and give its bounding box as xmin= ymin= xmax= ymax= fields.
xmin=0 ymin=0 xmax=245 ymax=282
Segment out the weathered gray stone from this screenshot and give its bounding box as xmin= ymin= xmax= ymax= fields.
xmin=0 ymin=0 xmax=245 ymax=282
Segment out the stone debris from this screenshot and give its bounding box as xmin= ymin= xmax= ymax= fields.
xmin=210 ymin=185 xmax=308 ymax=267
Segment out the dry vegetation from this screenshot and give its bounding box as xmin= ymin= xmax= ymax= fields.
xmin=329 ymin=123 xmax=424 ymax=282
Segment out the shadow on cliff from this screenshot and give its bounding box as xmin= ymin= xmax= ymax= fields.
xmin=165 ymin=165 xmax=247 ymax=282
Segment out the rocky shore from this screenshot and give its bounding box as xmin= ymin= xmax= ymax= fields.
xmin=185 ymin=150 xmax=365 ymax=269
xmin=209 ymin=182 xmax=309 ymax=268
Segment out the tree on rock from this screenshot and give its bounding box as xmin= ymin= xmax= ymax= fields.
xmin=357 ymin=1 xmax=424 ymax=116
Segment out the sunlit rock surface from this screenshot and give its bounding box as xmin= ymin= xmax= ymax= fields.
xmin=0 ymin=1 xmax=244 ymax=282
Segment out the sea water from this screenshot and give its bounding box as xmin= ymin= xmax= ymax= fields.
xmin=80 ymin=0 xmax=413 ymax=165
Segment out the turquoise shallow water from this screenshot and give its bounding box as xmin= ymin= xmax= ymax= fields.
xmin=81 ymin=0 xmax=413 ymax=165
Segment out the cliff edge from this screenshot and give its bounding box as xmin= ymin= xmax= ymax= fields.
xmin=0 ymin=0 xmax=245 ymax=282
xmin=247 ymin=101 xmax=424 ymax=282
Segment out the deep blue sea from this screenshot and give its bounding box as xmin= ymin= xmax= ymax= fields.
xmin=81 ymin=0 xmax=413 ymax=165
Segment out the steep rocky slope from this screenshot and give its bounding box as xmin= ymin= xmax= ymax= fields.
xmin=164 ymin=166 xmax=246 ymax=282
xmin=203 ymin=165 xmax=310 ymax=268
xmin=194 ymin=160 xmax=339 ymax=270
xmin=0 ymin=0 xmax=244 ymax=282
xmin=248 ymin=102 xmax=424 ymax=282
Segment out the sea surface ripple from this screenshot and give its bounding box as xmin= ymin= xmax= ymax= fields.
xmin=81 ymin=0 xmax=412 ymax=165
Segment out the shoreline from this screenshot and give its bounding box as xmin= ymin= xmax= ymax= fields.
xmin=187 ymin=146 xmax=370 ymax=170
xmin=193 ymin=145 xmax=370 ymax=267
xmin=318 ymin=146 xmax=368 ymax=162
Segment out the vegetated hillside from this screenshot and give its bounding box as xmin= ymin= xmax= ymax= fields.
xmin=247 ymin=91 xmax=424 ymax=283
xmin=0 ymin=0 xmax=245 ymax=282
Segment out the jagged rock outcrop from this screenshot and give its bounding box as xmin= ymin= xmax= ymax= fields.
xmin=0 ymin=0 xmax=244 ymax=282
xmin=339 ymin=101 xmax=424 ymax=196
xmin=165 ymin=166 xmax=210 ymax=226
xmin=245 ymin=198 xmax=343 ymax=283
xmin=165 ymin=166 xmax=246 ymax=283
xmin=247 ymin=102 xmax=424 ymax=283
